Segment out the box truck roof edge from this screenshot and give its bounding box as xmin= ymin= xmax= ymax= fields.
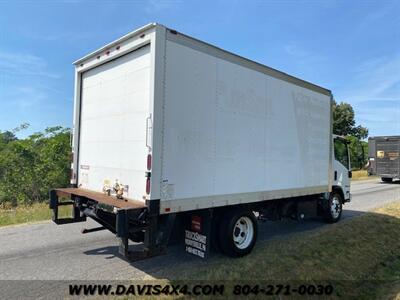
xmin=73 ymin=23 xmax=332 ymax=97
xmin=73 ymin=23 xmax=157 ymax=65
xmin=369 ymin=136 xmax=400 ymax=140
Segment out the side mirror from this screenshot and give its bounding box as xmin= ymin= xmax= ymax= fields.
xmin=348 ymin=171 xmax=352 ymax=178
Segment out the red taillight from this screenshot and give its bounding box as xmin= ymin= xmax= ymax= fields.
xmin=146 ymin=177 xmax=151 ymax=195
xmin=147 ymin=154 xmax=152 ymax=170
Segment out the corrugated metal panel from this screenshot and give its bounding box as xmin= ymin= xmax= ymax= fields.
xmin=376 ymin=138 xmax=400 ymax=176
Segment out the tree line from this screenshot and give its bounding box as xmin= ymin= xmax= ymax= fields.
xmin=0 ymin=125 xmax=70 ymax=206
xmin=0 ymin=100 xmax=368 ymax=206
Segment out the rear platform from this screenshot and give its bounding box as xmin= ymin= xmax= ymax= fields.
xmin=49 ymin=188 xmax=174 ymax=261
xmin=54 ymin=188 xmax=146 ymax=210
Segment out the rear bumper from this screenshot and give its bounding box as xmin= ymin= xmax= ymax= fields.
xmin=49 ymin=188 xmax=173 ymax=261
xmin=50 ymin=188 xmax=147 ymax=238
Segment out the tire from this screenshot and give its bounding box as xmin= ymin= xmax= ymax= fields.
xmin=381 ymin=177 xmax=393 ymax=183
xmin=218 ymin=209 xmax=258 ymax=257
xmin=323 ymin=192 xmax=343 ymax=223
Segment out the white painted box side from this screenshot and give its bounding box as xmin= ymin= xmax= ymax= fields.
xmin=159 ymin=40 xmax=331 ymax=213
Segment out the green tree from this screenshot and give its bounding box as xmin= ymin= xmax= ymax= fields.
xmin=332 ymin=100 xmax=368 ymax=139
xmin=333 ymin=101 xmax=355 ymax=136
xmin=0 ymin=126 xmax=71 ymax=206
xmin=332 ymin=100 xmax=369 ymax=169
xmin=0 ymin=131 xmax=17 ymax=143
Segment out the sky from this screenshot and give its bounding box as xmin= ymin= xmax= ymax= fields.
xmin=0 ymin=0 xmax=399 ymax=138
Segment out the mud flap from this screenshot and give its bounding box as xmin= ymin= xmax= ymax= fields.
xmin=184 ymin=209 xmax=212 ymax=259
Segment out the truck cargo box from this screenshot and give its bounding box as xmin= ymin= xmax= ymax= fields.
xmin=51 ymin=24 xmax=348 ymax=261
xmin=69 ymin=23 xmax=333 ymax=214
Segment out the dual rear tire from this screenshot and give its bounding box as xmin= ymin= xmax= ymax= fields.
xmin=218 ymin=210 xmax=258 ymax=257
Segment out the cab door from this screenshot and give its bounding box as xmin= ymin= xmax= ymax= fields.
xmin=333 ymin=137 xmax=351 ymax=201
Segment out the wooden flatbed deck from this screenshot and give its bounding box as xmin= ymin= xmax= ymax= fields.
xmin=54 ymin=188 xmax=146 ymax=209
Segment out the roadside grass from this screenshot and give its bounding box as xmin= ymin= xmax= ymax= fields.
xmin=0 ymin=202 xmax=70 ymax=227
xmin=174 ymin=201 xmax=400 ymax=299
xmin=351 ymin=169 xmax=376 ymax=181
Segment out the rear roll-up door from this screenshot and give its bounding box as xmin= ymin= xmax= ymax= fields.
xmin=78 ymin=45 xmax=151 ymax=201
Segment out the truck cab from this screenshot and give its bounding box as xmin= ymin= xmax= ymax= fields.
xmin=333 ymin=135 xmax=351 ymax=201
xmin=317 ymin=135 xmax=351 ymax=224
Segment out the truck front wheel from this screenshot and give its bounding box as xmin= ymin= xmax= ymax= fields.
xmin=219 ymin=210 xmax=258 ymax=257
xmin=324 ymin=192 xmax=343 ymax=223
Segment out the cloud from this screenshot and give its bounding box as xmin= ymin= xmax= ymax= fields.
xmin=284 ymin=44 xmax=307 ymax=57
xmin=337 ymin=55 xmax=400 ymax=136
xmin=341 ymin=55 xmax=400 ymax=103
xmin=144 ymin=0 xmax=181 ymax=14
xmin=0 ymin=50 xmax=63 ymax=115
xmin=23 ymin=31 xmax=93 ymax=42
xmin=1 ymin=85 xmax=48 ymax=109
xmin=354 ymin=3 xmax=394 ymax=33
xmin=0 ymin=51 xmax=59 ymax=78
xmin=283 ymin=42 xmax=326 ymax=67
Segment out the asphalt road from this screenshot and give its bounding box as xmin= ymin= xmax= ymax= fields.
xmin=0 ymin=178 xmax=399 ymax=281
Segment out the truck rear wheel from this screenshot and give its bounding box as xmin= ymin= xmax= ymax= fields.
xmin=381 ymin=177 xmax=393 ymax=183
xmin=323 ymin=192 xmax=343 ymax=223
xmin=219 ymin=210 xmax=258 ymax=257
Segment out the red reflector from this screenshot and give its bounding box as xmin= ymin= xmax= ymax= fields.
xmin=147 ymin=154 xmax=152 ymax=170
xmin=146 ymin=177 xmax=151 ymax=195
xmin=165 ymin=208 xmax=171 ymax=212
xmin=191 ymin=216 xmax=202 ymax=232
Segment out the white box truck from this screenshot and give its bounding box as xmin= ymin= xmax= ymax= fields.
xmin=50 ymin=23 xmax=352 ymax=260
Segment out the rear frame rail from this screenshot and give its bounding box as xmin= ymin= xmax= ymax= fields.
xmin=115 ymin=206 xmax=176 ymax=261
